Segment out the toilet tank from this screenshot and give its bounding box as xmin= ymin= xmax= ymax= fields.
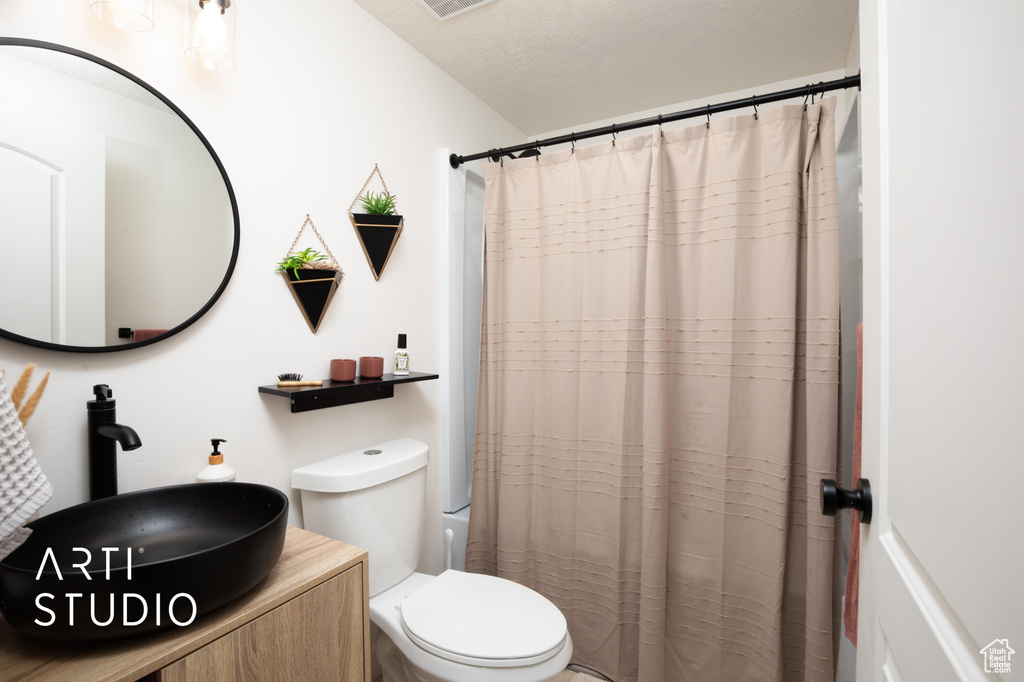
xmin=292 ymin=438 xmax=428 ymax=597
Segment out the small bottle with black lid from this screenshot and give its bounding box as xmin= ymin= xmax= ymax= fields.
xmin=394 ymin=333 xmax=410 ymax=376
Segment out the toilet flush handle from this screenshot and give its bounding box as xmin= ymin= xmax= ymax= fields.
xmin=444 ymin=528 xmax=455 ymax=571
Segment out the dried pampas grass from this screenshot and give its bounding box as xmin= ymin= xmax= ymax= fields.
xmin=3 ymin=364 xmax=50 ymax=426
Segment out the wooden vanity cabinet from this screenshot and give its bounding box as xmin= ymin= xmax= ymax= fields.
xmin=0 ymin=527 xmax=370 ymax=682
xmin=152 ymin=567 xmax=364 ymax=680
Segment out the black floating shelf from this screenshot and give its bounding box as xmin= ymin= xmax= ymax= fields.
xmin=259 ymin=372 xmax=439 ymax=412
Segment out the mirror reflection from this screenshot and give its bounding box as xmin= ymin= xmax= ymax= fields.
xmin=0 ymin=39 xmax=238 ymax=352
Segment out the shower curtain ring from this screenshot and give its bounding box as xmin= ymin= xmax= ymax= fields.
xmin=571 ymin=132 xmax=575 ymax=153
xmin=803 ymin=86 xmax=811 ymax=111
xmin=706 ymin=104 xmax=711 ymax=129
xmin=752 ymin=96 xmax=759 ymax=120
xmin=658 ymin=114 xmax=664 ymax=137
xmin=611 ymin=123 xmax=617 ymax=146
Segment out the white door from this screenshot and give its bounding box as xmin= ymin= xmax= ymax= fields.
xmin=857 ymin=1 xmax=1024 ymax=680
xmin=0 ymin=107 xmax=106 ymax=345
xmin=0 ymin=140 xmax=56 ymax=341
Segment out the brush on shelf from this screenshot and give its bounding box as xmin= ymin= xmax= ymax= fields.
xmin=277 ymin=373 xmax=323 ymax=387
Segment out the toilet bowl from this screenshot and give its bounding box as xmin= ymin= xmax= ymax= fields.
xmin=292 ymin=439 xmax=573 ymax=682
xmin=372 ymin=571 xmax=571 ymax=682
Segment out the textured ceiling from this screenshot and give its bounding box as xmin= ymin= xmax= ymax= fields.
xmin=351 ymin=0 xmax=858 ymax=136
xmin=4 ymin=44 xmax=168 ymax=111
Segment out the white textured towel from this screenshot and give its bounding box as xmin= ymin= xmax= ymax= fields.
xmin=0 ymin=372 xmax=53 ymax=560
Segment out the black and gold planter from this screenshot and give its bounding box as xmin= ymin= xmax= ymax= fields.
xmin=350 ymin=213 xmax=403 ymax=281
xmin=281 ymin=268 xmax=341 ymax=333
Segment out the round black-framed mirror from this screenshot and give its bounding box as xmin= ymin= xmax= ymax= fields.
xmin=0 ymin=37 xmax=239 ymax=352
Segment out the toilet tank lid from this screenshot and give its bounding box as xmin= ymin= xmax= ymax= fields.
xmin=291 ymin=438 xmax=428 ymax=493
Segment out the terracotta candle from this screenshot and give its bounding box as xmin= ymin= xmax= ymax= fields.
xmin=330 ymin=359 xmax=357 ymax=382
xmin=358 ymin=356 xmax=384 ymax=379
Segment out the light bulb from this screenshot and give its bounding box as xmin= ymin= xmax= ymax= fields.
xmin=195 ymin=2 xmax=228 ymax=46
xmin=185 ymin=0 xmax=236 ymax=71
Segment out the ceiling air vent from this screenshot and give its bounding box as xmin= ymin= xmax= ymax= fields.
xmin=415 ymin=0 xmax=498 ymax=21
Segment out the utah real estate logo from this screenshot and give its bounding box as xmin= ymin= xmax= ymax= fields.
xmin=980 ymin=639 xmax=1014 ymax=675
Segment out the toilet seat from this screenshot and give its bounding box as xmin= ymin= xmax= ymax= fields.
xmin=399 ymin=570 xmax=568 ymax=668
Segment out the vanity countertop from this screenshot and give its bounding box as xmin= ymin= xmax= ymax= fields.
xmin=0 ymin=526 xmax=368 ymax=681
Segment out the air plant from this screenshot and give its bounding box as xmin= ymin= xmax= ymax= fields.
xmin=275 ymin=248 xmax=338 ymax=280
xmin=359 ymin=191 xmax=398 ymax=216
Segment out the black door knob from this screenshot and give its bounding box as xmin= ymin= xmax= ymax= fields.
xmin=820 ymin=478 xmax=872 ymax=524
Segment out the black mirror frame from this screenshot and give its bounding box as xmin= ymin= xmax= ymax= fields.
xmin=0 ymin=37 xmax=240 ymax=353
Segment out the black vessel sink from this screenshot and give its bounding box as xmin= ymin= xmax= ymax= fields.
xmin=0 ymin=482 xmax=288 ymax=641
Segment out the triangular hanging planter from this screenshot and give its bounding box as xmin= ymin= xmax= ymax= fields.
xmin=276 ymin=215 xmax=344 ymax=333
xmin=351 ymin=214 xmax=403 ymax=281
xmin=281 ymin=268 xmax=341 ymax=333
xmin=349 ymin=164 xmax=403 ymax=281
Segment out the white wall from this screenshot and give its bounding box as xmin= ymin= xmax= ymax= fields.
xmin=0 ymin=0 xmax=525 ymax=576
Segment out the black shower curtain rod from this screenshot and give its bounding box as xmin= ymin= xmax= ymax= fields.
xmin=449 ymin=73 xmax=861 ymax=169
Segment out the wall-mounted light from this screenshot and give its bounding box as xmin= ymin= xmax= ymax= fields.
xmin=185 ymin=0 xmax=236 ymax=71
xmin=89 ymin=0 xmax=154 ymax=31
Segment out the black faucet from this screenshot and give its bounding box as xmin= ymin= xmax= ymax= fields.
xmin=87 ymin=385 xmax=142 ymax=500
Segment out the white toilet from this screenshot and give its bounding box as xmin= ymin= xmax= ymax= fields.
xmin=292 ymin=438 xmax=573 ymax=682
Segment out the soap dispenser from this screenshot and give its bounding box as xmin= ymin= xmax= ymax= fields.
xmin=196 ymin=438 xmax=236 ymax=483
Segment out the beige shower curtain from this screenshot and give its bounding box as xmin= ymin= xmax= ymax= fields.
xmin=466 ymin=98 xmax=841 ymax=682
